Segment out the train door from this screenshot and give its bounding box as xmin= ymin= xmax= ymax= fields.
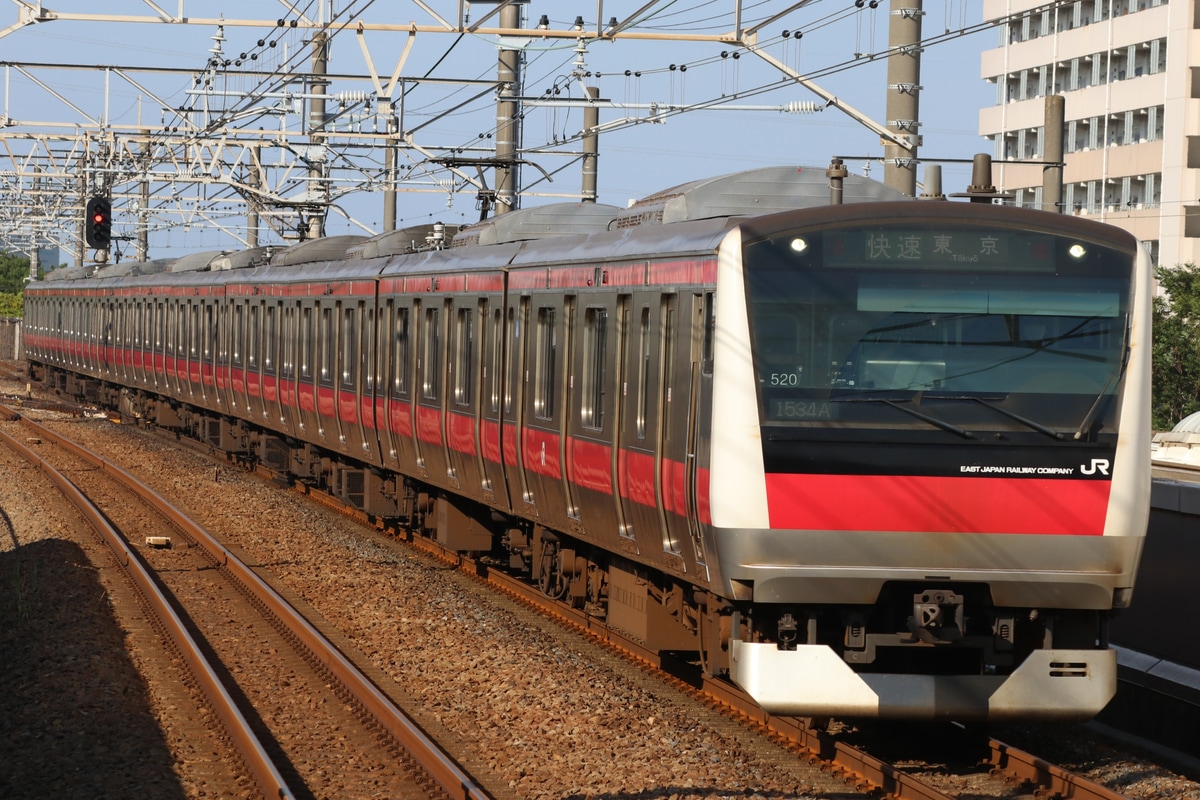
xmin=100 ymin=298 xmax=115 ymax=378
xmin=520 ymin=295 xmax=575 ymax=530
xmin=186 ymin=298 xmax=201 ymax=404
xmin=480 ymin=302 xmax=508 ymax=509
xmin=133 ymin=298 xmax=143 ymax=385
xmin=202 ymin=298 xmax=220 ymax=411
xmin=566 ymin=295 xmax=624 ymax=546
xmin=503 ymin=296 xmax=533 ymax=515
xmin=316 ymin=301 xmax=340 ymax=446
xmin=295 ymin=301 xmax=317 ymax=437
xmin=379 ymin=299 xmax=419 ymax=475
xmin=360 ymin=300 xmax=379 ymax=463
xmin=263 ymin=300 xmax=284 ymax=431
xmin=153 ymin=297 xmax=166 ymax=392
xmin=416 ymin=299 xmax=454 ymax=487
xmin=278 ymin=302 xmax=299 ymax=433
xmin=230 ymin=299 xmax=246 ymax=415
xmin=165 ymin=298 xmax=180 ymax=395
xmin=658 ymin=292 xmax=711 ymax=573
xmin=616 ymin=295 xmax=666 ymax=557
xmin=246 ymin=299 xmax=267 ymax=424
xmin=446 ymin=297 xmax=486 ymax=500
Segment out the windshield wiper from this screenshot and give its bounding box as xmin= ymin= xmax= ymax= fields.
xmin=833 ymin=395 xmax=975 ymax=439
xmin=924 ymin=395 xmax=1065 ymax=440
xmin=1074 ymin=347 xmax=1127 ymax=440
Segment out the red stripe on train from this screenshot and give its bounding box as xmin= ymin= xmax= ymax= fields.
xmin=764 ymin=474 xmax=1110 ymax=535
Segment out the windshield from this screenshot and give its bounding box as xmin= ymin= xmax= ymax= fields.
xmin=744 ymin=222 xmax=1132 ymax=437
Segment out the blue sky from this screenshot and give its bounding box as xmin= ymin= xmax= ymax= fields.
xmin=0 ymin=1 xmax=997 ymax=256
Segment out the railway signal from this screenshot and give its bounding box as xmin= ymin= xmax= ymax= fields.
xmin=85 ymin=197 xmax=112 ymax=248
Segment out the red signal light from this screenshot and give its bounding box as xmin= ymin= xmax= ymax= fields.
xmin=84 ymin=197 xmax=112 ymax=248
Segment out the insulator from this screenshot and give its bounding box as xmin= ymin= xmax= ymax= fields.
xmin=336 ymin=91 xmax=370 ymax=105
xmin=784 ymin=101 xmax=823 ymax=114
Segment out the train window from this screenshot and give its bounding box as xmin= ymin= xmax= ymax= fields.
xmin=534 ymin=306 xmax=557 ymax=420
xmin=264 ymin=304 xmax=277 ymax=373
xmin=453 ymin=307 xmax=473 ymax=406
xmin=341 ymin=305 xmax=356 ymax=388
xmin=637 ymin=306 xmax=650 ymax=440
xmin=156 ymin=301 xmax=165 ymax=354
xmin=504 ymin=305 xmax=519 ymax=415
xmin=300 ymin=306 xmax=312 ymax=379
xmin=190 ymin=303 xmax=201 ymax=358
xmin=363 ymin=306 xmax=375 ymax=393
xmin=232 ymin=303 xmax=243 ymax=366
xmin=422 ymin=306 xmax=441 ymax=400
xmin=582 ymin=306 xmax=607 ymax=430
xmin=164 ymin=301 xmax=174 ymax=358
xmin=488 ymin=306 xmax=502 ymax=414
xmin=702 ymin=292 xmax=715 ymax=375
xmin=204 ymin=304 xmax=214 ymax=362
xmin=248 ymin=303 xmax=260 ymax=370
xmin=320 ymin=306 xmax=334 ymax=384
xmin=662 ymin=303 xmax=675 ymax=438
xmin=392 ymin=305 xmax=410 ymax=397
xmin=280 ymin=306 xmax=295 ymax=379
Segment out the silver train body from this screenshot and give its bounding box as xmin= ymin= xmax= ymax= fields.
xmin=23 ymin=167 xmax=1152 ymax=720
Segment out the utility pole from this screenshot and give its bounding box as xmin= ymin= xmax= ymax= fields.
xmin=883 ymin=0 xmax=923 ymax=196
xmin=1042 ymin=94 xmax=1065 ymax=213
xmin=582 ymin=85 xmax=599 ymax=203
xmin=493 ymin=2 xmax=523 ymax=215
xmin=307 ymin=18 xmax=329 ymax=239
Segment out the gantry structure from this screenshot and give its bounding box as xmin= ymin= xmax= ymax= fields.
xmin=0 ymin=0 xmax=945 ymax=267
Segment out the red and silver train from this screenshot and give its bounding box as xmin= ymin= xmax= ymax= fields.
xmin=23 ymin=166 xmax=1151 ymax=720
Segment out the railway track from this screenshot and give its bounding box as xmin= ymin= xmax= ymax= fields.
xmin=2 ymin=363 xmax=1185 ymax=799
xmin=0 ymin=403 xmax=495 ymax=800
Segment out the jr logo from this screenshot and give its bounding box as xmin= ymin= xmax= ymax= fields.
xmin=1080 ymin=458 xmax=1111 ymax=476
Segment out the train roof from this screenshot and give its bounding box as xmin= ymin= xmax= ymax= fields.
xmin=347 ymin=223 xmax=462 ymax=259
xmin=269 ymin=235 xmax=368 ymax=267
xmin=614 ymin=165 xmax=908 ymax=228
xmin=451 ymin=202 xmax=622 ymax=247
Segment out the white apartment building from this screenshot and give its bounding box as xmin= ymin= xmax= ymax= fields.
xmin=979 ymin=0 xmax=1191 ymax=267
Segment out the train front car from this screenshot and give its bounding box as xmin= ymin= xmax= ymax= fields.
xmin=709 ymin=201 xmax=1151 ymax=721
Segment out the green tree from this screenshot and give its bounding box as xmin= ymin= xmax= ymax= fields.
xmin=0 ymin=292 xmax=21 ymax=318
xmin=0 ymin=251 xmax=32 ymax=293
xmin=1152 ymin=263 xmax=1200 ymax=430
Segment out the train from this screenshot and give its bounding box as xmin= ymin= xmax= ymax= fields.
xmin=22 ymin=164 xmax=1152 ymax=721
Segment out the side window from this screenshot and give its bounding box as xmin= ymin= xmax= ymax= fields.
xmin=637 ymin=306 xmax=650 ymax=440
xmin=702 ymin=291 xmax=715 ymax=376
xmin=232 ymin=303 xmax=243 ymax=366
xmin=203 ymin=304 xmax=214 ymax=362
xmin=488 ymin=306 xmax=502 ymax=414
xmin=320 ymin=306 xmax=334 ymax=384
xmin=392 ymin=305 xmax=410 ymax=398
xmin=582 ymin=306 xmax=607 ymax=430
xmin=280 ymin=306 xmax=295 ymax=379
xmin=453 ymin=306 xmax=473 ymax=406
xmin=341 ymin=304 xmax=357 ymax=389
xmin=422 ymin=306 xmax=441 ymax=400
xmin=248 ymin=303 xmax=260 ymax=369
xmin=265 ymin=304 xmax=278 ymax=373
xmin=300 ymin=306 xmax=313 ymax=379
xmin=534 ymin=306 xmax=557 ymax=420
xmin=363 ymin=305 xmax=375 ymax=393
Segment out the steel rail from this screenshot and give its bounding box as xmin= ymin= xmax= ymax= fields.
xmin=0 ymin=409 xmax=295 ymax=800
xmin=12 ymin=411 xmax=493 ymax=800
xmin=295 ymin=483 xmax=1138 ymax=800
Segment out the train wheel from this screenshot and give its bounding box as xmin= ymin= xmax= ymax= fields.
xmin=536 ymin=539 xmax=569 ymax=601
